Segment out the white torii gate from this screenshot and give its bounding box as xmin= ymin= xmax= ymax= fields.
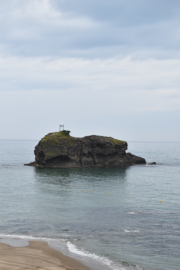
xmin=59 ymin=125 xmax=64 ymax=131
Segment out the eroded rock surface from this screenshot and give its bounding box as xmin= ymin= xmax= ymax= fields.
xmin=26 ymin=132 xmax=146 ymax=168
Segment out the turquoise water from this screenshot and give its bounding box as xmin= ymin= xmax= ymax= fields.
xmin=0 ymin=140 xmax=180 ymax=270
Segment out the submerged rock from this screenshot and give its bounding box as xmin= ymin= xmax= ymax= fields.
xmin=149 ymin=162 xmax=156 ymax=165
xmin=25 ymin=131 xmax=146 ymax=168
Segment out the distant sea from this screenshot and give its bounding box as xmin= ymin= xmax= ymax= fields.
xmin=0 ymin=140 xmax=180 ymax=270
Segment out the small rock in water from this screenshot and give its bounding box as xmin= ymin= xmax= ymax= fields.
xmin=149 ymin=162 xmax=156 ymax=165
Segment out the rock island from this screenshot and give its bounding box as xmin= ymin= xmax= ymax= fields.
xmin=26 ymin=130 xmax=146 ymax=168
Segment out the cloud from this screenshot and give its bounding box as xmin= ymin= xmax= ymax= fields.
xmin=0 ymin=56 xmax=180 ymax=110
xmin=0 ymin=0 xmax=180 ymax=59
xmin=0 ymin=0 xmax=180 ymax=140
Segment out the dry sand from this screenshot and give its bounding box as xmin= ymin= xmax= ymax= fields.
xmin=0 ymin=240 xmax=91 ymax=270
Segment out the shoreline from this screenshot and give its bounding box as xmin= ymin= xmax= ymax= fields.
xmin=0 ymin=239 xmax=91 ymax=270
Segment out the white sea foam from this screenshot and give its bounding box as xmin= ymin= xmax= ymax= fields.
xmin=124 ymin=229 xmax=140 ymax=233
xmin=128 ymin=212 xmax=137 ymax=214
xmin=0 ymin=233 xmax=51 ymax=241
xmin=67 ymin=241 xmax=125 ymax=270
xmin=67 ymin=241 xmax=111 ymax=264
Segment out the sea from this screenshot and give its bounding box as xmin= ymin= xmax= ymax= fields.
xmin=0 ymin=140 xmax=180 ymax=270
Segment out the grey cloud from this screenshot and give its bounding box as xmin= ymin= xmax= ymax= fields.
xmin=52 ymin=0 xmax=180 ymax=26
xmin=0 ymin=0 xmax=180 ymax=59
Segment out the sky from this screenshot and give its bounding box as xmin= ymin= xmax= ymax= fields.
xmin=0 ymin=0 xmax=180 ymax=141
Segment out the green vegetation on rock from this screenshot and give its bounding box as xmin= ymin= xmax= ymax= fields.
xmin=40 ymin=131 xmax=74 ymax=159
xmin=109 ymin=138 xmax=127 ymax=145
xmin=41 ymin=131 xmax=71 ymax=143
xmin=45 ymin=151 xmax=57 ymax=157
xmin=61 ymin=130 xmax=71 ymax=136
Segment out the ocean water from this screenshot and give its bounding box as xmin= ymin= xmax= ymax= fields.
xmin=0 ymin=140 xmax=180 ymax=270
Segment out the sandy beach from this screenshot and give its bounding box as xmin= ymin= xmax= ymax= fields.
xmin=0 ymin=240 xmax=91 ymax=270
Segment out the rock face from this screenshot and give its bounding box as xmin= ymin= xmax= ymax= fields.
xmin=27 ymin=131 xmax=146 ymax=168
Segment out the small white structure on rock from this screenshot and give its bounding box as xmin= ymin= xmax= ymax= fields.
xmin=59 ymin=125 xmax=64 ymax=131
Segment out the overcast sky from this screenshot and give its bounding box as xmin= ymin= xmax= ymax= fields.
xmin=0 ymin=0 xmax=180 ymax=141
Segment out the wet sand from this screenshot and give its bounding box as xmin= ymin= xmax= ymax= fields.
xmin=0 ymin=240 xmax=91 ymax=270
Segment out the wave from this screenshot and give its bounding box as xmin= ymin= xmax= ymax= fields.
xmin=67 ymin=241 xmax=126 ymax=270
xmin=67 ymin=241 xmax=112 ymax=264
xmin=67 ymin=242 xmax=144 ymax=270
xmin=124 ymin=229 xmax=140 ymax=233
xmin=0 ymin=233 xmax=52 ymax=241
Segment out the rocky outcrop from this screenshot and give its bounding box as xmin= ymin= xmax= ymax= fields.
xmin=25 ymin=131 xmax=146 ymax=168
xmin=149 ymin=162 xmax=156 ymax=165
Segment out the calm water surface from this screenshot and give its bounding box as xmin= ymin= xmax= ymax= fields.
xmin=0 ymin=140 xmax=180 ymax=270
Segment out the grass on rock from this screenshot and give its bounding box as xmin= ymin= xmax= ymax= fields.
xmin=41 ymin=131 xmax=71 ymax=143
xmin=109 ymin=138 xmax=127 ymax=145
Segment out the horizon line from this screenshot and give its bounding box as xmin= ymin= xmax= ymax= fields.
xmin=0 ymin=139 xmax=180 ymax=143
